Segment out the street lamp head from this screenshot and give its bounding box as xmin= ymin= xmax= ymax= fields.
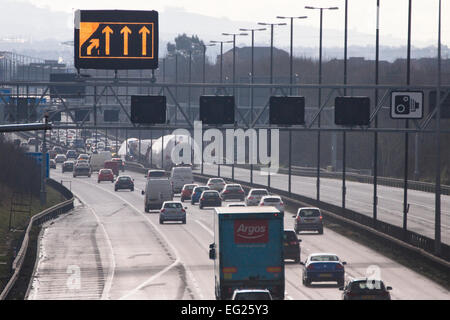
xmin=277 ymin=15 xmax=308 ymax=19
xmin=305 ymin=5 xmax=339 ymax=10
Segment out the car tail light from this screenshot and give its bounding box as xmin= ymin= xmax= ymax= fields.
xmin=223 ymin=267 xmax=237 ymax=273
xmin=307 ymin=264 xmax=314 ymax=270
xmin=266 ymin=266 xmax=281 ymax=273
xmin=161 ymin=209 xmax=165 ymax=213
xmin=335 ymin=264 xmax=344 ymax=270
xmin=248 ymin=196 xmax=254 ymax=200
xmin=238 ymin=190 xmax=244 ymax=193
xmin=181 ymin=209 xmax=186 ymax=213
xmin=223 ymin=190 xmax=230 ymax=193
xmin=201 ymin=198 xmax=204 ymax=201
xmin=290 ymin=241 xmax=297 ymax=245
xmin=260 ymin=203 xmax=264 ymax=206
xmin=208 ymin=183 xmax=212 ymax=186
xmin=319 ymin=216 xmax=323 ymax=221
xmin=296 ymin=216 xmax=300 ymax=221
xmin=280 ymin=202 xmax=284 ymax=206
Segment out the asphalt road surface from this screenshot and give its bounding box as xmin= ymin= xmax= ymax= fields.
xmin=195 ymin=164 xmax=450 ymax=245
xmin=26 ymin=166 xmax=450 ymax=300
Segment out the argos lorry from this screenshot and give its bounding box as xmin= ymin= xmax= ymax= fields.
xmin=209 ymin=207 xmax=285 ymax=300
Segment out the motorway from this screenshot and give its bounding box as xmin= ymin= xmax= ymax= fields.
xmin=26 ymin=165 xmax=450 ymax=300
xmin=196 ymin=164 xmax=450 ymax=245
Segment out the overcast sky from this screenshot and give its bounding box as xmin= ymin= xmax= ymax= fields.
xmin=10 ymin=0 xmax=450 ymax=47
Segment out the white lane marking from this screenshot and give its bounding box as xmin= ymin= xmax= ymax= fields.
xmin=76 ymin=194 xmax=116 ymax=300
xmin=73 ymin=177 xmax=204 ymax=300
xmin=195 ymin=220 xmax=214 ymax=237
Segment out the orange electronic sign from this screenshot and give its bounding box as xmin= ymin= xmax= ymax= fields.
xmin=74 ymin=10 xmax=158 ymax=70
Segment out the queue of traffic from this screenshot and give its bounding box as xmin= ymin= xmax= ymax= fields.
xmin=44 ymin=131 xmax=392 ymax=301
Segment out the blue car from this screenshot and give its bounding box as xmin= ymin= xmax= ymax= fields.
xmin=301 ymin=253 xmax=346 ymax=286
xmin=191 ymin=186 xmax=210 ymax=204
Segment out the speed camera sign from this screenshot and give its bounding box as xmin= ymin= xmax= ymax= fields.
xmin=390 ymin=91 xmax=424 ymax=119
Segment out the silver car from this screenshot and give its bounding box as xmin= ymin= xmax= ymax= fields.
xmin=159 ymin=201 xmax=186 ymax=224
xmin=245 ymin=188 xmax=269 ymax=206
xmin=294 ymin=207 xmax=324 ymax=234
xmin=207 ymin=178 xmax=226 ymax=191
xmin=231 ymin=289 xmax=273 ymax=300
xmin=259 ymin=195 xmax=284 ymax=214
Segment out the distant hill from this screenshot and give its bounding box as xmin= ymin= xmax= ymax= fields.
xmin=0 ymin=2 xmax=448 ymax=63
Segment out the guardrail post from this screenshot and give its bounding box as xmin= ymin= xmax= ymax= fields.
xmin=288 ymin=129 xmax=292 ymax=195
xmin=342 ymin=131 xmax=346 ymax=212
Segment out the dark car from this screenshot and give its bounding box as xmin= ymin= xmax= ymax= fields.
xmin=49 ymin=159 xmax=56 ymax=169
xmin=62 ymin=161 xmax=74 ymax=173
xmin=301 ymin=253 xmax=346 ymax=287
xmin=66 ymin=149 xmax=78 ymax=159
xmin=294 ymin=207 xmax=324 ymax=234
xmin=181 ymin=184 xmax=198 ymax=202
xmin=115 ymin=176 xmax=134 ymax=191
xmin=340 ymin=278 xmax=392 ymax=300
xmin=191 ymin=186 xmax=210 ymax=204
xmin=199 ymin=190 xmax=222 ymax=209
xmin=220 ymin=184 xmax=245 ymax=201
xmin=283 ymin=230 xmax=302 ymax=263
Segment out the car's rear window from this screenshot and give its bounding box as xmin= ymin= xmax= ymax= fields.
xmin=184 ymin=185 xmax=196 ymax=190
xmin=299 ymin=209 xmax=321 ymax=217
xmin=211 ymin=179 xmax=224 ymax=183
xmin=119 ymin=177 xmax=131 ymax=181
xmin=100 ymin=169 xmax=112 ymax=174
xmin=234 ymin=292 xmax=272 ymax=300
xmin=283 ymin=231 xmax=298 ymax=241
xmin=264 ymin=197 xmax=280 ymax=203
xmin=148 ymin=171 xmax=167 ymax=177
xmin=164 ymin=203 xmax=182 ymax=209
xmin=252 ymin=190 xmax=268 ymax=195
xmin=195 ymin=187 xmax=209 ymax=193
xmin=310 ymin=255 xmax=339 ymax=262
xmin=226 ymin=185 xmax=242 ymax=190
xmin=350 ymin=280 xmax=385 ymax=292
xmin=203 ymin=192 xmax=218 ymax=197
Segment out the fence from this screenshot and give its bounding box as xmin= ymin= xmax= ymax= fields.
xmin=0 ymin=178 xmax=74 ymax=300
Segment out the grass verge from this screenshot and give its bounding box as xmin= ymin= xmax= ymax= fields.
xmin=0 ymin=184 xmax=63 ymax=296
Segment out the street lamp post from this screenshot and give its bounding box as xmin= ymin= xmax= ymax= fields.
xmin=239 ymin=27 xmax=266 ymax=184
xmin=209 ymin=39 xmax=233 ymax=178
xmin=222 ymin=32 xmax=248 ymax=182
xmin=210 ymin=40 xmax=233 ymax=83
xmin=202 ymin=43 xmax=216 ymax=95
xmin=276 ymin=16 xmax=307 ymax=95
xmin=305 ymin=5 xmax=339 ymax=202
xmin=257 ymin=22 xmax=287 ymax=85
xmin=435 ymin=0 xmax=442 ymax=256
xmin=258 ymin=22 xmax=287 ymax=190
xmin=222 ymin=32 xmax=249 ymax=95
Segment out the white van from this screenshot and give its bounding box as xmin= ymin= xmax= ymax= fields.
xmin=90 ymin=151 xmax=112 ymax=171
xmin=170 ymin=166 xmax=194 ymax=193
xmin=142 ymin=179 xmax=173 ymax=212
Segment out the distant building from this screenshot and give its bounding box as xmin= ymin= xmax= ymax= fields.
xmin=218 ymin=46 xmax=289 ymax=65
